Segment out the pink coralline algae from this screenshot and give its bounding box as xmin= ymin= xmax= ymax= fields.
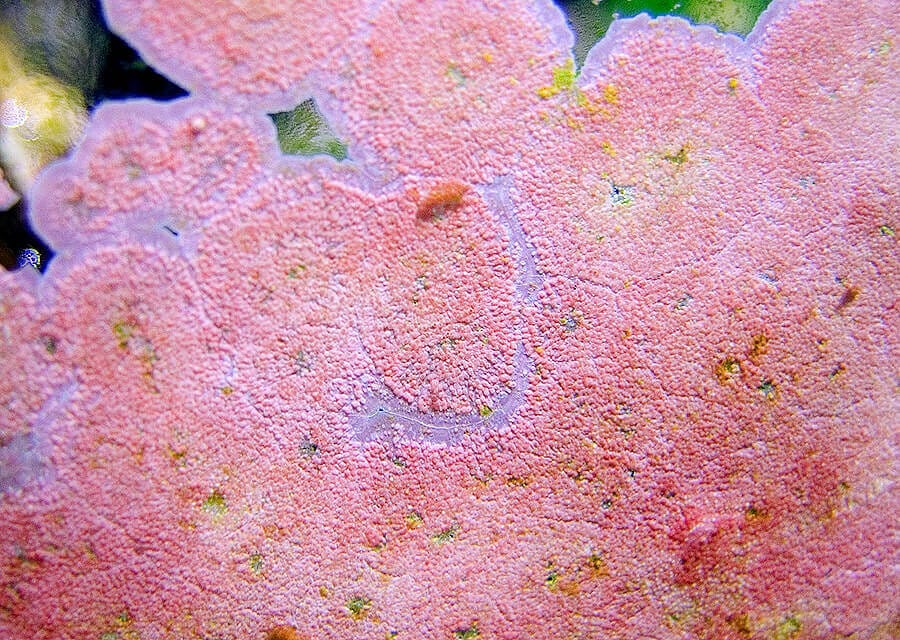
xmin=1 ymin=0 xmax=897 ymax=638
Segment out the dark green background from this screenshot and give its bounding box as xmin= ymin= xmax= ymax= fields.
xmin=557 ymin=0 xmax=772 ymax=64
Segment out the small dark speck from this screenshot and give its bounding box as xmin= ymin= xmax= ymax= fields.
xmin=757 ymin=379 xmax=777 ymax=401
xmin=609 ymin=183 xmax=636 ymax=206
xmin=836 ymin=286 xmax=859 ymax=312
xmin=673 ymin=294 xmax=693 ymax=311
xmin=756 ymin=270 xmax=777 ymax=284
xmin=298 ymin=440 xmax=319 ymax=458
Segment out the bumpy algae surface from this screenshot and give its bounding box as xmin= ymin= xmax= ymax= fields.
xmin=0 ymin=1 xmax=897 ymax=638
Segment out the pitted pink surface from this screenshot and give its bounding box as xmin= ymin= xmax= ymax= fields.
xmin=1 ymin=1 xmax=897 ymax=638
xmin=101 ymin=1 xmax=365 ymax=108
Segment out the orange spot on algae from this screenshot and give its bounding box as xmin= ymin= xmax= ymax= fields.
xmin=415 ymin=181 xmax=469 ymax=221
xmin=727 ymin=612 xmax=752 ymax=635
xmin=715 ymin=357 xmax=741 ymax=384
xmin=505 ymin=475 xmax=530 ymax=487
xmin=749 ymin=333 xmax=769 ymax=363
xmin=267 ymin=625 xmax=304 ymax=640
xmin=836 ymin=284 xmax=860 ymax=311
xmin=603 ymin=84 xmax=619 ymax=104
xmin=587 ymin=552 xmax=609 ymax=577
xmin=404 ymin=511 xmax=424 ymax=529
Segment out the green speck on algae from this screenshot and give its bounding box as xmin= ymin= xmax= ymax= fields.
xmin=432 ymin=524 xmax=459 ymax=544
xmin=663 ymin=145 xmax=689 ymax=164
xmin=757 ymin=379 xmax=777 ymax=401
xmin=537 ymin=60 xmax=576 ymax=98
xmin=545 ymin=568 xmax=560 ymax=589
xmin=774 ymin=615 xmax=802 ymax=640
xmin=346 ymin=596 xmax=371 ymax=620
xmin=201 ymin=490 xmax=227 ymax=516
xmin=405 ymin=511 xmax=424 ymax=529
xmin=111 ymin=321 xmax=134 ymax=348
xmin=454 ymin=623 xmax=480 ymax=639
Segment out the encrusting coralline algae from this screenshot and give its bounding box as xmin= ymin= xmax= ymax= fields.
xmin=1 ymin=0 xmax=897 ymax=638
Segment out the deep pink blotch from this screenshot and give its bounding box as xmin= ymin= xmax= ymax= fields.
xmin=1 ymin=0 xmax=897 ymax=638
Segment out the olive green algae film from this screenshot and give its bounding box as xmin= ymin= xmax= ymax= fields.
xmin=557 ymin=0 xmax=772 ymax=65
xmin=269 ymin=99 xmax=348 ymax=161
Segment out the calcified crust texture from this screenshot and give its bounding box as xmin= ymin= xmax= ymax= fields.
xmin=1 ymin=0 xmax=898 ymax=638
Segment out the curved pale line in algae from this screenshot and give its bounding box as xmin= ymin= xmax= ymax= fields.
xmin=348 ymin=176 xmax=543 ymax=446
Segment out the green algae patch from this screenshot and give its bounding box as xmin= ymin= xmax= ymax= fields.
xmin=749 ymin=333 xmax=769 ymax=363
xmin=560 ymin=309 xmax=584 ymax=332
xmin=454 ymin=623 xmax=480 ymax=639
xmin=201 ymin=490 xmax=227 ymax=517
xmin=663 ymin=145 xmax=689 ymax=165
xmin=270 ymin=99 xmax=347 ymax=160
xmin=537 ymin=60 xmax=576 ymax=98
xmin=757 ymin=379 xmax=778 ymax=402
xmin=286 ymin=264 xmax=307 ymax=279
xmin=110 ymin=317 xmax=159 ymax=391
xmin=505 ymin=475 xmax=530 ymax=487
xmin=345 ymin=596 xmax=371 ymax=620
xmin=545 ymin=567 xmax=560 ymax=589
xmin=405 ymin=511 xmax=424 ymax=529
xmin=744 ymin=505 xmax=769 ymax=522
xmin=99 ymin=608 xmax=137 ymax=640
xmin=773 ymin=615 xmax=801 ymax=640
xmin=552 ymin=61 xmax=576 ymax=90
xmin=167 ymin=446 xmax=188 ymax=468
xmin=112 ymin=320 xmax=134 ymax=349
xmin=556 ymin=1 xmax=772 ymax=66
xmin=431 ymin=524 xmax=459 ymax=544
xmin=293 ymin=350 xmax=312 ymax=375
